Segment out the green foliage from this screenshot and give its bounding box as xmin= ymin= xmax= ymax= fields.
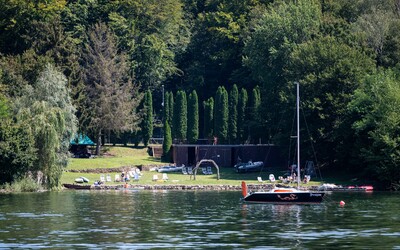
xmin=237 ymin=88 xmax=248 ymax=143
xmin=0 ymin=118 xmax=36 ymax=184
xmin=187 ymin=90 xmax=199 ymax=143
xmin=349 ymin=69 xmax=400 ymax=188
xmin=203 ymin=97 xmax=214 ymax=139
xmin=142 ymin=90 xmax=153 ymax=146
xmin=174 ymin=90 xmax=187 ymax=141
xmin=2 ymin=176 xmax=42 ymax=192
xmin=288 ymin=36 xmax=375 ymax=166
xmin=214 ymin=86 xmax=228 ymax=143
xmin=228 ymin=84 xmax=238 ymax=143
xmin=162 ymin=120 xmax=172 ymax=162
xmin=166 ymin=91 xmax=174 ymax=138
xmin=83 ymin=22 xmax=141 ymax=154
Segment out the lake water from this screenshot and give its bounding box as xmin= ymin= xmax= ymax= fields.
xmin=0 ymin=190 xmax=399 ymax=249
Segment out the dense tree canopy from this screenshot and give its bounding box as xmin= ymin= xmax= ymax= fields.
xmin=2 ymin=0 xmax=400 ymax=188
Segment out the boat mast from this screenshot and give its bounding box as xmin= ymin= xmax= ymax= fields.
xmin=296 ymin=82 xmax=300 ymax=189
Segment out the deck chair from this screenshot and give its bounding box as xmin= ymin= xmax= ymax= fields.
xmin=100 ymin=174 xmax=106 ymax=183
xmin=115 ymin=174 xmax=121 ymax=182
xmin=269 ymin=174 xmax=276 ymax=183
xmin=135 ymin=168 xmax=142 ymax=176
xmin=133 ymin=172 xmax=140 ymax=181
xmin=207 ymin=166 xmax=213 ymax=174
xmin=106 ymin=174 xmax=112 ymax=182
xmin=152 ymin=174 xmax=159 ymax=181
xmin=182 ymin=167 xmax=188 ymax=175
xmin=187 ymin=166 xmax=193 ymax=175
xmin=257 ymin=176 xmax=264 ymax=183
xmin=162 ymin=173 xmax=169 ymax=181
xmin=303 ymin=175 xmax=311 ymax=183
xmin=201 ymin=167 xmax=208 ymax=175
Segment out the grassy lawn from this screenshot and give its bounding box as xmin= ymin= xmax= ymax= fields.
xmin=67 ymin=146 xmax=162 ymax=170
xmin=62 ymin=146 xmax=323 ymax=187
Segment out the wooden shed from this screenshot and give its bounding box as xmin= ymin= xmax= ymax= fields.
xmin=172 ymin=144 xmax=284 ymax=168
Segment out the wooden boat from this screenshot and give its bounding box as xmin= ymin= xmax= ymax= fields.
xmin=63 ymin=183 xmax=92 ymax=190
xmin=242 ymin=82 xmax=325 ymax=204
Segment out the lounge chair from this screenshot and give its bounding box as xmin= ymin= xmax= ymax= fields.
xmin=106 ymin=174 xmax=112 ymax=182
xmin=201 ymin=167 xmax=208 ymax=175
xmin=269 ymin=174 xmax=276 ymax=183
xmin=162 ymin=173 xmax=169 ymax=181
xmin=257 ymin=176 xmax=264 ymax=183
xmin=100 ymin=174 xmax=106 ymax=183
xmin=182 ymin=167 xmax=188 ymax=175
xmin=187 ymin=166 xmax=193 ymax=175
xmin=133 ymin=172 xmax=140 ymax=181
xmin=152 ymin=174 xmax=159 ymax=181
xmin=207 ymin=166 xmax=213 ymax=174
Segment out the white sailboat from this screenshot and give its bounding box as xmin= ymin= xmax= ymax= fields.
xmin=241 ymin=82 xmax=325 ymax=203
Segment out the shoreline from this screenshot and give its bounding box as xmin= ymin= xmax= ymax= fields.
xmin=63 ymin=183 xmax=321 ymax=191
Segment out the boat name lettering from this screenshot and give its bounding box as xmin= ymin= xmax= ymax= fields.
xmin=277 ymin=194 xmax=298 ymax=201
xmin=310 ymin=193 xmax=322 ymax=197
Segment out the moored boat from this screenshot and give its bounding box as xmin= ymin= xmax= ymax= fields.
xmin=241 ymin=82 xmax=325 ymax=204
xmin=234 ymin=161 xmax=263 ymax=173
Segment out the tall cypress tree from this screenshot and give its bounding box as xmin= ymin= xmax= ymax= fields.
xmin=174 ymin=90 xmax=187 ymax=141
xmin=168 ymin=91 xmax=174 ymax=139
xmin=238 ymin=88 xmax=248 ymax=143
xmin=162 ymin=120 xmax=172 ymax=162
xmin=229 ymin=84 xmax=238 ymax=143
xmin=214 ymin=86 xmax=228 ymax=143
xmin=248 ymin=86 xmax=261 ymax=143
xmin=187 ymin=90 xmax=199 ymax=144
xmin=203 ymin=97 xmax=214 ymax=139
xmin=163 ymin=91 xmax=170 ymax=124
xmin=142 ymin=90 xmax=153 ymax=146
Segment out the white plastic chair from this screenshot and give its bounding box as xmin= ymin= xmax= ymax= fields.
xmin=162 ymin=173 xmax=169 ymax=181
xmin=269 ymin=174 xmax=276 ymax=183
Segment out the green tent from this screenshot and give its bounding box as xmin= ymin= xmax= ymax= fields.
xmin=70 ymin=134 xmax=95 ymax=145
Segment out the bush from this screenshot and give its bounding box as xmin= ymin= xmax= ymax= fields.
xmin=1 ymin=177 xmax=42 ymax=192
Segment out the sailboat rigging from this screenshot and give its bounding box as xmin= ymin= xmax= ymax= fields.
xmin=241 ymin=82 xmax=325 ymax=203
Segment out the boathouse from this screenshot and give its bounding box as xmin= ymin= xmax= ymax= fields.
xmin=172 ymin=144 xmax=284 ymax=168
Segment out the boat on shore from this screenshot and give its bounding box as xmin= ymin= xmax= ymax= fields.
xmin=241 ymin=82 xmax=325 ymax=204
xmin=234 ymin=161 xmax=263 ymax=173
xmin=63 ymin=183 xmax=92 ymax=190
xmin=157 ymin=165 xmax=183 ymax=173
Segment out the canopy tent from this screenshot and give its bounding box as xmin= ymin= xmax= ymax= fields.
xmin=70 ymin=134 xmax=95 ymax=145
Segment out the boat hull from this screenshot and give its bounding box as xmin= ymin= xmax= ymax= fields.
xmin=243 ymin=191 xmax=324 ymax=203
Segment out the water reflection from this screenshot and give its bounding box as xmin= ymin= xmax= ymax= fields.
xmin=0 ymin=191 xmax=399 ymax=249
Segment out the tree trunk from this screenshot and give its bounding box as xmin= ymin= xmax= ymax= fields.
xmin=95 ymin=130 xmax=102 ymax=155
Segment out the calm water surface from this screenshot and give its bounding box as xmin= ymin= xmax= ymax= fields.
xmin=0 ymin=190 xmax=399 ymax=249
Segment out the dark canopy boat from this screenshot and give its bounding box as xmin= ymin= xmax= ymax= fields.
xmin=241 ymin=82 xmax=325 ymax=204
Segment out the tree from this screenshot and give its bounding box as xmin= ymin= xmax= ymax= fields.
xmin=174 ymin=90 xmax=187 ymax=141
xmin=162 ymin=120 xmax=172 ymax=162
xmin=237 ymin=88 xmax=248 ymax=143
xmin=288 ymin=36 xmax=375 ymax=167
xmin=187 ymin=90 xmax=199 ymax=143
xmin=214 ymin=86 xmax=228 ymax=143
xmin=203 ymin=97 xmax=214 ymax=139
xmin=83 ymin=22 xmax=141 ymax=155
xmin=244 ymin=0 xmax=321 ymax=132
xmin=14 ymin=64 xmax=77 ymax=189
xmin=349 ymin=69 xmax=400 ymax=189
xmin=166 ymin=91 xmax=174 ymax=139
xmin=248 ymin=86 xmax=261 ymax=143
xmin=228 ymin=84 xmax=238 ymax=143
xmin=142 ymin=90 xmax=153 ymax=146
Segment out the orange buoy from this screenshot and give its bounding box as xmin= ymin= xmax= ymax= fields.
xmin=340 ymin=200 xmax=345 ymax=206
xmin=241 ymin=181 xmax=248 ymax=197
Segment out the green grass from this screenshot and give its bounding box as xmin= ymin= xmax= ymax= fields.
xmin=67 ymin=146 xmax=161 ymax=170
xmin=62 ymin=146 xmax=323 ymax=186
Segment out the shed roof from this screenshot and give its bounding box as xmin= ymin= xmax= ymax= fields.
xmin=70 ymin=134 xmax=95 ymax=145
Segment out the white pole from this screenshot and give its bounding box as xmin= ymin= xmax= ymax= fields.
xmin=296 ymin=82 xmax=300 ymax=189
